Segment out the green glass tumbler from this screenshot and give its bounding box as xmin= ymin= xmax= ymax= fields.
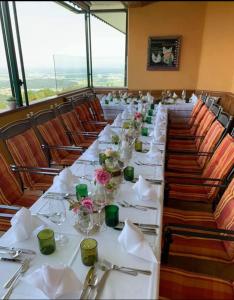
xmin=105 ymin=99 xmax=109 ymax=104
xmin=148 ymin=109 xmax=153 ymax=116
xmin=112 ymin=134 xmax=120 ymax=145
xmin=76 ymin=184 xmax=88 ymax=200
xmin=141 ymin=127 xmax=148 ymax=136
xmin=134 ymin=139 xmax=143 ymax=152
xmin=146 ymin=116 xmax=152 ymax=124
xmin=99 ymin=153 xmax=106 ymax=165
xmin=105 ymin=205 xmax=119 ymax=227
xmin=123 ymin=166 xmax=134 ymax=181
xmin=80 ymin=238 xmax=98 ymax=266
xmin=150 ymin=103 xmax=155 ymax=110
xmin=37 ymin=229 xmax=56 ymax=255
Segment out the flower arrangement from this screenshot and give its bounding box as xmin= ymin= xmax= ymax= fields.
xmin=69 ymin=197 xmax=94 ymax=214
xmin=134 ymin=112 xmax=143 ymax=122
xmin=95 ymin=168 xmax=111 ymax=185
xmin=104 ymin=148 xmax=119 ymax=159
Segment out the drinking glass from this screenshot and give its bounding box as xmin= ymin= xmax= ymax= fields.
xmin=77 ymin=205 xmax=94 ymax=237
xmin=93 ymin=185 xmax=107 ymax=231
xmin=37 ymin=229 xmax=56 ymax=255
xmin=48 ymin=198 xmax=67 ymax=245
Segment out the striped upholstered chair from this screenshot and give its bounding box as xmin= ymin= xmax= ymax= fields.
xmin=165 ymin=114 xmax=231 ymax=174
xmin=0 ymin=152 xmax=39 ymax=231
xmin=56 ymin=102 xmax=97 ymax=148
xmin=168 ymin=97 xmax=204 ymax=129
xmin=0 ymin=119 xmax=59 ymax=191
xmin=32 ymin=109 xmax=86 ymax=166
xmin=165 ymin=133 xmax=234 ymax=204
xmin=159 ymin=266 xmax=233 ymax=300
xmin=162 ymin=178 xmax=234 ymax=265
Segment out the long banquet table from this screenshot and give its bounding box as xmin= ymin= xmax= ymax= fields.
xmin=0 ymin=105 xmax=168 ymax=299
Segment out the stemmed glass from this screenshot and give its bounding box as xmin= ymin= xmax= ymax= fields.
xmin=49 ymin=198 xmax=67 ymax=245
xmin=77 ymin=205 xmax=94 ymax=237
xmin=93 ymin=187 xmax=107 ymax=231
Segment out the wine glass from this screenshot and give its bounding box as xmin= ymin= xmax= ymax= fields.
xmin=93 ymin=186 xmax=107 ymax=231
xmin=48 ymin=198 xmax=67 ymax=245
xmin=77 ymin=205 xmax=94 ymax=237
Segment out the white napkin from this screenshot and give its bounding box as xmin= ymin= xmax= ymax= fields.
xmin=51 ymin=168 xmax=79 ymax=193
xmin=132 ymin=175 xmax=158 ymax=201
xmin=118 ymin=220 xmax=157 ymax=263
xmin=190 ymin=93 xmax=198 ymax=104
xmin=146 ymin=92 xmax=153 ymax=103
xmin=121 ymin=110 xmax=129 ymax=120
xmin=113 ymin=114 xmax=122 ymax=126
xmin=88 ymin=139 xmax=99 ymax=156
xmin=23 ymin=264 xmax=82 ymax=299
xmin=99 ymin=124 xmax=114 ymax=141
xmin=10 ymin=207 xmax=45 ymax=242
xmin=172 ymin=92 xmax=178 ymax=99
xmin=147 ymin=141 xmax=163 ymax=161
xmin=106 ymin=92 xmax=112 ymax=100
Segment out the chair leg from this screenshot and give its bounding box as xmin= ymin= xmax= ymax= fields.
xmin=161 ymin=228 xmax=173 ymax=264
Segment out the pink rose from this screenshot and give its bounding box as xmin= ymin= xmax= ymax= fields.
xmin=95 ymin=168 xmax=111 ymax=185
xmin=134 ymin=112 xmax=142 ymax=120
xmin=81 ymin=198 xmax=93 ymax=211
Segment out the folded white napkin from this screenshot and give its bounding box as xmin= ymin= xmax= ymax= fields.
xmin=106 ymin=92 xmax=112 ymax=100
xmin=88 ymin=140 xmax=99 ymax=156
xmin=132 ymin=175 xmax=158 ymax=201
xmin=118 ymin=220 xmax=157 ymax=263
xmin=11 ymin=207 xmax=45 ymax=242
xmin=23 ymin=264 xmax=82 ymax=299
xmin=147 ymin=141 xmax=163 ymax=161
xmin=121 ymin=110 xmax=129 ymax=120
xmin=146 ymin=92 xmax=153 ymax=103
xmin=172 ymin=92 xmax=178 ymax=99
xmin=113 ymin=114 xmax=122 ymax=126
xmin=190 ymin=93 xmax=198 ymax=104
xmin=51 ymin=168 xmax=79 ymax=193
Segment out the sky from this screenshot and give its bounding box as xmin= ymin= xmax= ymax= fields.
xmin=3 ymin=1 xmax=126 ymax=70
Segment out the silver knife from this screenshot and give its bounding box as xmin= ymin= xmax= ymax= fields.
xmin=0 ymin=257 xmax=22 ymax=263
xmin=0 ymin=246 xmax=36 ymax=255
xmin=80 ymin=266 xmax=95 ymax=299
xmin=95 ymin=269 xmax=111 ymax=299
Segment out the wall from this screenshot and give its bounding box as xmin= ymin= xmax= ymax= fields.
xmin=196 ymin=2 xmax=234 ymax=92
xmin=128 ymin=1 xmax=206 ymax=90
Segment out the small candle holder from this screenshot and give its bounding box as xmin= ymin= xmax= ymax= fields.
xmin=105 ymin=99 xmax=109 ymax=105
xmin=80 ymin=238 xmax=98 ymax=266
xmin=150 ymin=103 xmax=155 ymax=110
xmin=105 ymin=205 xmax=119 ymax=227
xmin=141 ymin=127 xmax=148 ymax=136
xmin=76 ymin=184 xmax=88 ymax=200
xmin=123 ymin=166 xmax=134 ymax=181
xmin=134 ymin=139 xmax=143 ymax=152
xmin=37 ymin=229 xmax=56 ymax=255
xmin=148 ymin=109 xmax=153 ymax=116
xmin=145 ymin=116 xmax=152 ymax=124
xmin=99 ymin=153 xmax=106 ymax=165
xmin=112 ymin=134 xmax=120 ymax=145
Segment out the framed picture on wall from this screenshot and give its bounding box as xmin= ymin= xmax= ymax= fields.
xmin=147 ymin=36 xmax=181 ymax=71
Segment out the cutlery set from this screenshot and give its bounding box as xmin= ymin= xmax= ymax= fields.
xmin=80 ymin=259 xmax=152 ymax=299
xmin=114 ymin=222 xmax=158 ymax=236
xmin=117 ymin=200 xmax=157 ymax=211
xmin=135 ymin=161 xmax=163 ymax=167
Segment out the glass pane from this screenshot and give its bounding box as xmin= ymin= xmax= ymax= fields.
xmin=0 ymin=19 xmax=12 ymax=112
xmin=15 ymin=1 xmax=87 ymax=103
xmin=91 ymin=13 xmax=126 ymax=87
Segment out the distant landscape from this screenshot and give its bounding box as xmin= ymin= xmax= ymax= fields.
xmin=0 ymin=63 xmax=125 ymax=110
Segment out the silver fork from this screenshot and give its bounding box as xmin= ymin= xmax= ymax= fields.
xmin=2 ymin=259 xmax=30 ymax=299
xmin=117 ymin=201 xmax=147 ymax=211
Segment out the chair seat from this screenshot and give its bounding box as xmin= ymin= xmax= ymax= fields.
xmin=163 ymin=207 xmax=216 ymax=228
xmin=167 ymin=140 xmax=197 ymax=152
xmin=167 ymin=155 xmax=202 ymax=173
xmin=168 ymin=183 xmax=210 ymax=203
xmin=160 ymin=266 xmax=234 ymax=300
xmin=168 ymin=235 xmax=232 ymax=263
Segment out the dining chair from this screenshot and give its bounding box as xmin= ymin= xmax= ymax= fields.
xmin=159 ymin=266 xmax=233 ymax=300
xmin=167 ymin=109 xmax=229 ymax=153
xmin=56 ymin=102 xmax=97 ymax=148
xmin=161 ymin=177 xmax=234 ymax=266
xmin=32 ymin=109 xmax=86 ymax=166
xmin=165 ymin=112 xmax=232 ymax=174
xmin=87 ymin=93 xmax=113 ymax=123
xmin=0 ymin=152 xmax=40 ymax=231
xmin=0 ymin=119 xmax=60 ymax=191
xmin=165 ymin=132 xmax=234 ymax=205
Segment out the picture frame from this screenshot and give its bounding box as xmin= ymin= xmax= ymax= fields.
xmin=147 ymin=36 xmax=181 ymax=71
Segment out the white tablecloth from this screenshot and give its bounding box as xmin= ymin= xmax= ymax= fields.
xmin=0 ymin=106 xmax=168 ymax=299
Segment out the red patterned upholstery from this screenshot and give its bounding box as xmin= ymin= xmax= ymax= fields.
xmin=160 ymin=266 xmax=234 ymax=300
xmin=167 ymin=134 xmax=234 ymax=203
xmin=167 ymin=120 xmax=225 ymax=172
xmin=60 ymin=111 xmax=95 ymax=147
xmin=163 ymin=179 xmax=234 ymax=263
xmin=195 ymin=111 xmax=216 ymax=147
xmin=37 ymin=118 xmax=81 ymax=165
xmin=6 ymin=128 xmax=53 ymax=190
xmin=0 ymin=152 xmax=38 ymax=231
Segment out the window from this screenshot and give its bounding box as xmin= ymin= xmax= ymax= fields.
xmin=0 ymin=20 xmax=12 ymax=112
xmin=91 ymin=13 xmax=126 ymax=87
xmin=15 ymin=1 xmax=87 ymax=102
